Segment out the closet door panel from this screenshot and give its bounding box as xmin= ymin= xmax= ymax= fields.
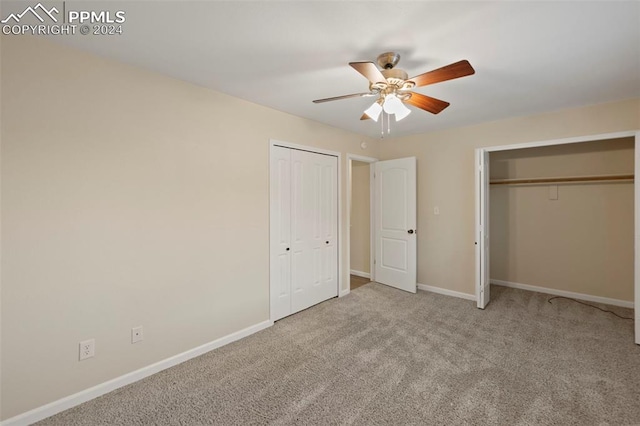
xmin=311 ymin=161 xmax=324 ymax=290
xmin=312 ymin=162 xmax=322 ymax=241
xmin=291 ymin=150 xmax=338 ymax=312
xmin=270 ymin=146 xmax=292 ymax=321
xmin=291 ymin=150 xmax=314 ymax=312
xmin=319 ymin=158 xmax=338 ymax=301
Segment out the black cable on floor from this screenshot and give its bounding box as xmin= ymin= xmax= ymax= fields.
xmin=547 ymin=296 xmax=633 ymax=320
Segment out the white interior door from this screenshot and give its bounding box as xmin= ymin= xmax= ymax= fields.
xmin=291 ymin=149 xmax=338 ymax=313
xmin=374 ymin=157 xmax=417 ymax=293
xmin=476 ymin=149 xmax=490 ymax=309
xmin=270 ymin=145 xmax=338 ymax=321
xmin=270 ymin=146 xmax=293 ymax=320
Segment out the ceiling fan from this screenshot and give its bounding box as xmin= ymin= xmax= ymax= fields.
xmin=312 ymin=52 xmax=475 ymax=122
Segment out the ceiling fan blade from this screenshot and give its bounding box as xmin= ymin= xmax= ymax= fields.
xmin=405 ymin=93 xmax=450 ymax=114
xmin=349 ymin=62 xmax=387 ymax=84
xmin=409 ymin=60 xmax=475 ymax=87
xmin=360 ymin=113 xmax=371 ymax=120
xmin=312 ymin=92 xmax=374 ymax=103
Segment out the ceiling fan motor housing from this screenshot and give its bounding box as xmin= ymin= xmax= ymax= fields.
xmin=371 ymin=68 xmax=415 ymax=93
xmin=377 ymin=52 xmax=401 ymax=69
xmin=382 ymin=68 xmax=409 ymax=84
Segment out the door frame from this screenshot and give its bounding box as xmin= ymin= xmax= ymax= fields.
xmin=269 ymin=139 xmax=342 ymax=321
xmin=345 ymin=154 xmax=378 ymax=295
xmin=475 ymin=130 xmax=640 ymax=344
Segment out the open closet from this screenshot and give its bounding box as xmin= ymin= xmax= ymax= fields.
xmin=488 ymin=137 xmax=634 ymax=305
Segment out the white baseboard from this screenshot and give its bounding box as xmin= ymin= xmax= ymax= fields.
xmin=1 ymin=319 xmax=273 ymax=426
xmin=350 ymin=270 xmax=371 ymax=279
xmin=339 ymin=288 xmax=350 ymax=297
xmin=417 ymin=283 xmax=476 ymax=301
xmin=491 ymin=279 xmax=634 ymax=309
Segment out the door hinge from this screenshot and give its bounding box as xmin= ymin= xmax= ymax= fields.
xmin=374 ymin=259 xmax=376 ymax=264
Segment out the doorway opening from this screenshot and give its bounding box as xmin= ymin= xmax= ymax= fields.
xmin=346 ymin=154 xmax=418 ymax=294
xmin=346 ymin=154 xmax=377 ymax=294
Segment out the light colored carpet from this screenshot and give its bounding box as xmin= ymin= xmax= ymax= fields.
xmin=37 ymin=284 xmax=639 ymax=425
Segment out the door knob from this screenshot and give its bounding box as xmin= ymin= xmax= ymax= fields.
xmin=407 ymin=229 xmax=414 ymax=234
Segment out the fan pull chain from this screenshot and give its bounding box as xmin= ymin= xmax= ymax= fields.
xmin=379 ymin=112 xmax=395 ymax=138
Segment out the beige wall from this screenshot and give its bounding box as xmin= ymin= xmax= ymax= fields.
xmin=490 ymin=138 xmax=634 ymax=301
xmin=379 ymin=98 xmax=639 ymax=296
xmin=350 ymin=161 xmax=370 ymax=275
xmin=0 ymin=36 xmax=378 ymax=420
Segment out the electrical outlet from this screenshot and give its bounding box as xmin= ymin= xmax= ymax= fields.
xmin=131 ymin=326 xmax=143 ymax=344
xmin=79 ymin=339 xmax=95 ymax=361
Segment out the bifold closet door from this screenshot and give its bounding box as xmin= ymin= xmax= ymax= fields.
xmin=270 ymin=146 xmax=338 ymax=321
xmin=271 ymin=146 xmax=293 ymax=321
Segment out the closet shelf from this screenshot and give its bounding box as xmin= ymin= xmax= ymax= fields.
xmin=490 ymin=174 xmax=634 ymax=185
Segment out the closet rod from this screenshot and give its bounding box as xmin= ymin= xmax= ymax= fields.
xmin=490 ymin=174 xmax=634 ymax=185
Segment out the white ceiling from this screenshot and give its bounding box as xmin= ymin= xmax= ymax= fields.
xmin=41 ymin=1 xmax=640 ymax=138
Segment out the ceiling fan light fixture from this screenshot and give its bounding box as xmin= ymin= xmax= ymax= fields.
xmin=381 ymin=93 xmax=411 ymax=121
xmin=394 ymin=102 xmax=411 ymax=121
xmin=382 ymin=93 xmax=400 ymax=114
xmin=312 ymin=53 xmax=475 ymax=128
xmin=364 ymin=101 xmax=382 ymax=122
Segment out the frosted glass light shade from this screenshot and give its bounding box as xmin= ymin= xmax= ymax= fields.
xmin=383 ymin=94 xmax=411 ymax=121
xmin=382 ymin=94 xmax=400 ymax=114
xmin=364 ymin=101 xmax=382 ymax=122
xmin=394 ymin=102 xmax=411 ymax=121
